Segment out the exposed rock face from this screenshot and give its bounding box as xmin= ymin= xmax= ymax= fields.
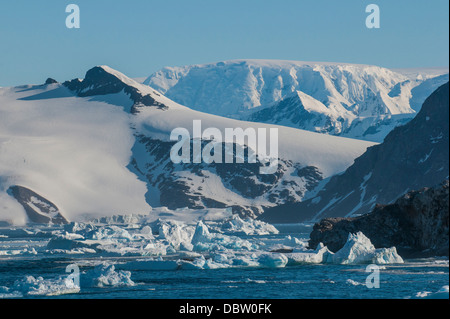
xmin=129 ymin=136 xmax=323 ymax=218
xmin=8 ymin=186 xmax=68 ymax=225
xmin=44 ymin=78 xmax=58 ymax=85
xmin=63 ymin=66 xmax=168 ymax=113
xmin=308 ymin=180 xmax=449 ymax=258
xmin=260 ymin=82 xmax=449 ymax=223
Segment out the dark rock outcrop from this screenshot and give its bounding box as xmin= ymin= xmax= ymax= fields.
xmin=260 ymin=82 xmax=449 ymax=223
xmin=63 ymin=66 xmax=168 ymax=113
xmin=44 ymin=78 xmax=58 ymax=85
xmin=8 ymin=186 xmax=68 ymax=225
xmin=308 ymin=180 xmax=449 ymax=258
xmin=129 ymin=136 xmax=323 ymax=218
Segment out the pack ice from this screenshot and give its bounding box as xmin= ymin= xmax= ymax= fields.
xmin=40 ymin=215 xmax=403 ymax=272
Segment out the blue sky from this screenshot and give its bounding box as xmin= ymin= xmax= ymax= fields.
xmin=0 ymin=0 xmax=448 ymax=86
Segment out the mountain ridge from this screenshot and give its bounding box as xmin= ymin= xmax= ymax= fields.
xmin=259 ymin=82 xmax=449 ymax=223
xmin=0 ymin=65 xmax=375 ymax=224
xmin=145 ymin=59 xmax=449 ymax=142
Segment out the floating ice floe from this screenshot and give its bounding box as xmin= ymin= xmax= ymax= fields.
xmin=43 ymin=218 xmax=402 ymax=269
xmin=283 ymin=235 xmax=307 ymax=248
xmin=82 ymin=263 xmax=134 ymax=288
xmin=11 ymin=275 xmax=80 ymax=297
xmin=346 ymin=279 xmax=365 ymax=286
xmin=179 ymin=251 xmax=289 ymax=270
xmin=46 ymin=248 xmax=97 ymax=255
xmin=0 ymin=248 xmax=37 ymax=256
xmin=218 ymin=215 xmax=279 ymax=235
xmin=414 ymin=285 xmax=449 ymax=299
xmin=1 ymin=262 xmax=135 ymax=297
xmin=0 ymin=286 xmax=22 ymax=298
xmin=287 ymin=232 xmax=403 ymax=265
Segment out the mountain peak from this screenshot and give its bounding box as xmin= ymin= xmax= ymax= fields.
xmin=260 ymin=82 xmax=449 ymax=223
xmin=63 ymin=65 xmax=168 ymax=113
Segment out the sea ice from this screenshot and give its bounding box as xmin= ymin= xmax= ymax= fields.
xmin=283 ymin=235 xmax=308 ymax=249
xmin=257 ymin=253 xmax=288 ymax=268
xmin=414 ymin=285 xmax=449 ymax=299
xmin=219 ymin=215 xmax=279 ymax=235
xmin=158 ymin=220 xmax=195 ymax=251
xmin=0 ymin=286 xmax=22 ymax=298
xmin=179 ymin=255 xmax=230 ymax=270
xmin=191 ymin=221 xmax=256 ymax=252
xmin=120 ymin=258 xmax=180 ymax=271
xmin=288 ymin=243 xmax=334 ymax=264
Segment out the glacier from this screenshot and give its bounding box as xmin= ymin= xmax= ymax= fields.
xmin=145 ymin=60 xmax=449 ymax=142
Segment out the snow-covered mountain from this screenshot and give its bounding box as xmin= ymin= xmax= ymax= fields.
xmin=0 ymin=66 xmax=375 ymax=224
xmin=145 ymin=60 xmax=449 ymax=142
xmin=260 ymin=82 xmax=449 ymax=223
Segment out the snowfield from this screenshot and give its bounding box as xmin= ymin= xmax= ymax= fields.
xmin=0 ymin=84 xmax=151 ymax=224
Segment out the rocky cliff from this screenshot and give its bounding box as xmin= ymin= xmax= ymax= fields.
xmin=308 ymin=180 xmax=449 ymax=258
xmin=260 ymin=82 xmax=449 ymax=223
xmin=8 ymin=186 xmax=68 ymax=225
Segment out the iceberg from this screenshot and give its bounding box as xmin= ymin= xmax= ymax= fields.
xmin=191 ymin=221 xmax=213 ymax=245
xmin=87 ymin=225 xmax=134 ymax=241
xmin=82 ymin=263 xmax=135 ymax=288
xmin=0 ymin=248 xmax=37 ymax=256
xmin=288 ymin=243 xmax=334 ymax=264
xmin=180 ymin=255 xmax=230 ymax=270
xmin=332 ymin=232 xmax=404 ymax=265
xmin=286 ymin=232 xmax=403 ymax=265
xmin=159 ymin=220 xmax=195 ymax=251
xmin=12 ymin=275 xmax=80 ymax=297
xmin=332 ymin=232 xmax=377 ymax=264
xmin=191 ymin=221 xmax=255 ymax=252
xmin=219 ymin=215 xmax=279 ymax=235
xmin=180 ymin=251 xmax=288 ymax=269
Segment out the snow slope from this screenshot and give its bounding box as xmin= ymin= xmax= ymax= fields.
xmin=145 ymin=60 xmax=449 ymax=142
xmin=0 ymin=66 xmax=375 ymax=224
xmin=0 ymin=83 xmax=150 ymax=224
